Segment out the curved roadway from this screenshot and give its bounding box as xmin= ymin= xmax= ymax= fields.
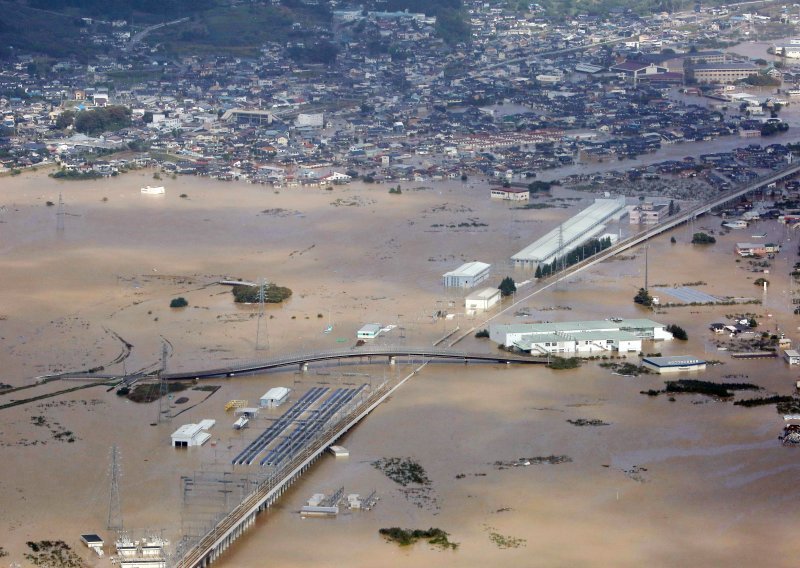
xmin=158 ymin=346 xmax=547 ymax=380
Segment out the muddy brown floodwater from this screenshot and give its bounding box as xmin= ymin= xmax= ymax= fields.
xmin=1 ymin=167 xmax=799 ymax=567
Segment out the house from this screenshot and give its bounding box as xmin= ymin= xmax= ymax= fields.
xmin=736 ymin=242 xmax=767 ymax=257
xmin=324 ymin=171 xmax=352 ymax=183
xmin=709 ymin=322 xmax=726 ymax=334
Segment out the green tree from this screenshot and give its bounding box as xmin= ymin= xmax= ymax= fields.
xmin=498 ymin=276 xmax=517 ymax=297
xmin=55 ymin=110 xmax=75 ymax=130
xmin=634 ymin=288 xmax=653 ymax=307
xmin=666 ymin=324 xmax=688 ymax=340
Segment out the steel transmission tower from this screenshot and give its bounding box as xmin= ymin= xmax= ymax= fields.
xmin=157 ymin=340 xmax=171 ymax=423
xmin=56 ymin=193 xmax=65 ymax=232
xmin=255 ymin=278 xmax=269 ymax=351
xmin=108 ymin=445 xmax=123 ymax=531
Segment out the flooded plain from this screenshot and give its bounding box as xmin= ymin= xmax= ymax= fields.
xmin=1 ymin=164 xmax=800 ymax=567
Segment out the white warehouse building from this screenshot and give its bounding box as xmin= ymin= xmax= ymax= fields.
xmin=511 ymin=197 xmax=627 ymax=267
xmin=489 ymin=318 xmax=672 ymax=355
xmin=465 ymin=287 xmax=502 ymax=313
xmin=443 ymin=261 xmax=491 ymax=288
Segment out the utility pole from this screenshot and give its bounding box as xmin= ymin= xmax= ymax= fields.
xmin=108 ymin=445 xmax=123 ymax=531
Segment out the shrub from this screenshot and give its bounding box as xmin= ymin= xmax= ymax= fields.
xmin=691 ymin=232 xmax=716 ymax=244
xmin=475 ymin=329 xmax=490 ymax=338
xmin=547 ymin=356 xmax=582 ymax=370
xmin=170 ymin=297 xmax=188 ymax=308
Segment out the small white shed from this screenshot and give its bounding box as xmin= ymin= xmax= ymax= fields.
xmin=171 ymin=423 xmax=212 ymax=447
xmin=260 ymin=387 xmax=290 ymax=408
xmin=357 ymin=323 xmax=382 ymax=339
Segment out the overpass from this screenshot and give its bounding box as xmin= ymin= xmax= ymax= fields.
xmin=160 ymin=346 xmax=547 ymax=381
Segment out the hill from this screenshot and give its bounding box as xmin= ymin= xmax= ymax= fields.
xmin=0 ymin=0 xmax=333 ymax=58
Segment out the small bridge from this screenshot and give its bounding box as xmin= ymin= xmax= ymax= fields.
xmin=160 ymin=346 xmax=546 ymax=381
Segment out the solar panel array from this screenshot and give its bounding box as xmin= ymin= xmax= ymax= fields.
xmin=231 ymin=385 xmax=366 ymax=468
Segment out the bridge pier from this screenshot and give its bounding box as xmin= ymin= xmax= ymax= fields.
xmin=299 ymin=362 xmax=308 ymax=372
xmin=389 ymin=356 xmax=395 ymax=365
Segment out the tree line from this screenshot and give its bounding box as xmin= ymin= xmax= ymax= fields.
xmin=535 ymin=237 xmax=613 ymax=279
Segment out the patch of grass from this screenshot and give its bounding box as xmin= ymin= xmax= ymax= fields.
xmin=127 ymin=382 xmax=187 ymax=403
xmin=372 ymin=457 xmax=430 ymax=486
xmin=379 ymin=527 xmax=458 ymax=550
xmin=487 ymin=529 xmax=526 ymax=549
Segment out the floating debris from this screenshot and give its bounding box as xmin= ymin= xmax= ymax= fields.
xmin=567 ymin=419 xmax=610 ymax=427
xmin=493 ymin=455 xmax=572 ymax=469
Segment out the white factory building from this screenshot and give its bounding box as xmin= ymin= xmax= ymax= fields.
xmin=490 ymin=318 xmax=672 ymax=355
xmin=260 ymin=387 xmax=290 ymax=408
xmin=442 ymin=261 xmax=491 ymax=288
xmin=511 ymin=197 xmax=627 ymax=267
xmin=465 ymin=287 xmax=502 ymax=313
xmin=641 ymin=356 xmax=706 ymax=374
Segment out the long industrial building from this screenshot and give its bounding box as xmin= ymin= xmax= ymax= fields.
xmin=511 ymin=197 xmax=627 ymax=267
xmin=489 ymin=318 xmax=673 ymax=355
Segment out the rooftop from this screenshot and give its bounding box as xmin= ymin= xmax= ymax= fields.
xmin=511 ymin=198 xmax=626 ymax=263
xmin=642 ymin=356 xmax=706 ymax=367
xmin=444 ymin=261 xmax=491 ymax=278
xmin=493 ymin=318 xmax=667 ymax=335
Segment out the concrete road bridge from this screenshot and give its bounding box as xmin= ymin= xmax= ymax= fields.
xmin=160 ymin=346 xmax=547 ymax=381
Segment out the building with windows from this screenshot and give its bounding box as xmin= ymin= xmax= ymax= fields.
xmin=442 ymin=261 xmax=491 ymax=288
xmin=489 ymin=319 xmax=672 ymax=355
xmin=490 ymin=186 xmax=529 ymax=201
xmin=357 ymin=323 xmax=383 ymax=339
xmin=465 ymin=287 xmax=501 ymax=313
xmin=629 ymin=201 xmax=669 ymax=224
xmin=260 ymin=387 xmax=290 ymax=408
xmin=689 ymin=62 xmax=759 ymax=83
xmin=642 ymin=356 xmax=707 ymax=374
